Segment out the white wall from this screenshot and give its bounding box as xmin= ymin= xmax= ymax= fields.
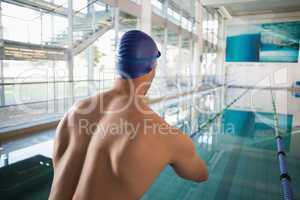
xmin=226 ymin=62 xmax=300 ymax=87
xmin=224 ymin=12 xmax=300 ymax=88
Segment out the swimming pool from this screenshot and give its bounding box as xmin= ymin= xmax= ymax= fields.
xmin=143 ymin=87 xmax=300 ymax=200
xmin=0 ymin=87 xmax=299 ymax=199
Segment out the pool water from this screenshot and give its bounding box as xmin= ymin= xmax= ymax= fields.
xmin=0 ymin=87 xmax=299 ymax=200
xmin=142 ymin=88 xmax=300 ymax=200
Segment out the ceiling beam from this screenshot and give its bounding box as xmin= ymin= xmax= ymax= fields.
xmin=202 ymin=0 xmax=258 ymax=7
xmin=218 ymin=6 xmax=232 ymax=19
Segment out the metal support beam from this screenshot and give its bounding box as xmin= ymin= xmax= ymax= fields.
xmin=0 ymin=2 xmax=5 ymax=106
xmin=177 ymin=34 xmax=182 ymax=75
xmin=218 ymin=6 xmax=232 ymax=20
xmin=87 ymin=0 xmax=95 ymax=95
xmin=68 ymin=0 xmax=74 ymax=82
xmin=192 ymin=0 xmax=203 ymax=87
xmin=191 ymin=1 xmax=203 ymax=134
xmin=217 ymin=14 xmax=226 ymax=85
xmin=203 ymin=12 xmax=214 ymax=85
xmin=51 ymin=0 xmax=57 ymax=112
xmin=189 ymin=33 xmax=194 ymax=87
xmin=202 ymin=0 xmax=257 ymax=7
xmin=161 ymin=0 xmax=168 ymax=77
xmin=140 ymin=0 xmax=152 ymax=34
xmin=178 ymin=10 xmax=183 ymax=76
xmin=67 ymin=0 xmax=74 ymax=104
xmin=114 ymin=0 xmax=120 ymax=70
xmin=114 ymin=1 xmax=120 ymax=51
xmin=89 ymin=0 xmax=96 ymax=33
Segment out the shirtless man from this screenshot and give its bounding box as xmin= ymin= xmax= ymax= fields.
xmin=49 ymin=30 xmax=208 ymax=200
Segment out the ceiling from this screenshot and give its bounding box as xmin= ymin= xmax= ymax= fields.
xmin=202 ymin=0 xmax=300 ymax=17
xmin=161 ymin=0 xmax=195 ymax=19
xmin=171 ymin=0 xmax=195 ymax=17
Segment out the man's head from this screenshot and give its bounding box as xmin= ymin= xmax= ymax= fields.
xmin=116 ymin=30 xmax=161 ymax=95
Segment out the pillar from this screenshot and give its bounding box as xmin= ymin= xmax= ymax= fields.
xmin=191 ymin=0 xmax=203 ymax=88
xmin=140 ymin=0 xmax=152 ymax=34
xmin=0 ymin=2 xmax=4 ymax=106
xmin=87 ymin=0 xmax=96 ymax=95
xmin=67 ymin=0 xmax=74 ymax=104
xmin=217 ymin=14 xmax=226 ymax=85
xmin=178 ymin=10 xmax=183 ymax=77
xmin=190 ymin=1 xmax=204 ymax=134
xmin=114 ymin=0 xmax=120 ymax=51
xmin=160 ymin=0 xmax=168 ymax=78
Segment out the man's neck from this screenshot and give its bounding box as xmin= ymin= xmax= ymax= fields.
xmin=113 ymin=78 xmax=147 ymax=96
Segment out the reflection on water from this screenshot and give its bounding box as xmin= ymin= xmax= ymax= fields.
xmin=1 ymin=87 xmax=300 ymax=199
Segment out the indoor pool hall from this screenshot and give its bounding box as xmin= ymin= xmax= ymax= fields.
xmin=0 ymin=0 xmax=300 ymax=200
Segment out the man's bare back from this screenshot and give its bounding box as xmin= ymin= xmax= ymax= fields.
xmin=50 ymin=90 xmax=208 ymax=200
xmin=49 ymin=30 xmax=208 ymax=200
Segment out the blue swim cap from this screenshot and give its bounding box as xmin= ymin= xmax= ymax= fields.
xmin=117 ymin=30 xmax=161 ymax=79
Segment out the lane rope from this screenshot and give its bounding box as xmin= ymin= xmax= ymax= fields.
xmin=190 ymin=88 xmax=251 ymax=138
xmin=270 ymin=90 xmax=294 ymax=200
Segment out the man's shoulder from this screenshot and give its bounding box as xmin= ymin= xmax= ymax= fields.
xmin=68 ymin=90 xmax=116 ymax=117
xmin=125 ymin=97 xmax=162 ymax=121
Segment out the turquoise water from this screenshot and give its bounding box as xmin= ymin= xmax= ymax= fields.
xmin=142 ymin=88 xmax=300 ymax=200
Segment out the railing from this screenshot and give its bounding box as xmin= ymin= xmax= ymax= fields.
xmin=0 ymin=79 xmax=112 ymax=130
xmin=0 ymin=75 xmax=215 ymax=131
xmin=0 ymin=75 xmax=215 ymax=107
xmin=0 ymin=79 xmax=112 ymax=106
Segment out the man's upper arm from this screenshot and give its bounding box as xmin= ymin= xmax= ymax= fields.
xmin=169 ymin=133 xmax=208 ymax=182
xmin=134 ymin=101 xmax=208 ymax=182
xmin=146 ymin=110 xmax=208 ymax=182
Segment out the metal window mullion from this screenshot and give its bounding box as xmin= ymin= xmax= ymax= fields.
xmin=67 ymin=0 xmax=74 ymax=105
xmin=0 ymin=2 xmax=5 ymax=106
